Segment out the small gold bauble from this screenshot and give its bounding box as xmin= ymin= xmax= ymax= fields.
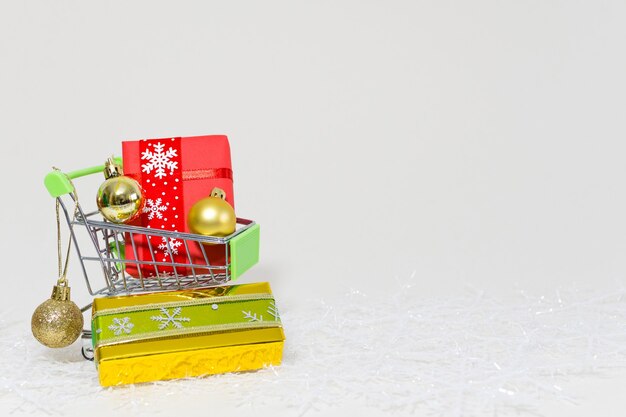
xmin=31 ymin=283 xmax=84 ymax=348
xmin=96 ymin=158 xmax=144 ymax=223
xmin=188 ymin=196 xmax=236 ymax=237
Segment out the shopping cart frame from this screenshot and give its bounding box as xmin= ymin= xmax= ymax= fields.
xmin=45 ymin=158 xmax=261 ymax=358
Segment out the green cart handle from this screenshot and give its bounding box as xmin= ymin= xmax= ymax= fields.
xmin=44 ymin=157 xmax=123 ymax=198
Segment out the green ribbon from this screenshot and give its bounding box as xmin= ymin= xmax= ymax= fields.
xmin=92 ymin=294 xmax=281 ymax=348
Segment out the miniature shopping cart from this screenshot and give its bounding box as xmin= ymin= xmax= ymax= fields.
xmin=44 ymin=158 xmax=260 ymax=359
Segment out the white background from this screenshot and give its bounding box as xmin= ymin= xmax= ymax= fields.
xmin=1 ymin=1 xmax=625 ymax=416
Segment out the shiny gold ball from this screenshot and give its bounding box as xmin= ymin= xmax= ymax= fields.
xmin=188 ymin=197 xmax=236 ymax=237
xmin=96 ymin=176 xmax=144 ymax=223
xmin=31 ymin=298 xmax=84 ymax=348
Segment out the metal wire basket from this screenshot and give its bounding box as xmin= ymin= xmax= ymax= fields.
xmin=45 ymin=159 xmax=260 ymax=299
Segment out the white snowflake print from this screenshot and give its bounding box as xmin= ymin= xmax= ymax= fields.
xmin=150 ymin=307 xmax=191 ymax=330
xmin=142 ymin=198 xmax=168 ymax=220
xmin=141 ymin=142 xmax=178 ymax=179
xmin=242 ymin=310 xmax=263 ymax=322
xmin=108 ymin=317 xmax=134 ymax=336
xmin=147 ymin=270 xmax=177 ymax=279
xmin=267 ymin=301 xmax=280 ymax=321
xmin=158 ymin=236 xmax=182 ymax=260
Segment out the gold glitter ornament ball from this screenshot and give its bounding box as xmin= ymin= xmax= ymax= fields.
xmin=96 ymin=158 xmax=144 ymax=223
xmin=31 ymin=283 xmax=84 ymax=348
xmin=188 ymin=190 xmax=236 ymax=238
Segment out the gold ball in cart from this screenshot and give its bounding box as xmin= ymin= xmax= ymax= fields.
xmin=188 ymin=187 xmax=237 ymax=238
xmin=44 ymin=158 xmax=261 ymax=360
xmin=96 ymin=157 xmax=144 ymax=224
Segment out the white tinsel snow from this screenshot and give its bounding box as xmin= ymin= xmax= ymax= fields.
xmin=1 ymin=280 xmax=626 ymax=416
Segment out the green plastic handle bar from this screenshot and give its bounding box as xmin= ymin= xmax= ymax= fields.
xmin=44 ymin=157 xmax=123 ymax=198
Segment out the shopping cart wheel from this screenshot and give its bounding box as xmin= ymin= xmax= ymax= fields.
xmin=81 ymin=330 xmax=94 ymax=361
xmin=82 ymin=345 xmax=94 ymax=361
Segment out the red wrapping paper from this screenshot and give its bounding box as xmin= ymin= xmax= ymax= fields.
xmin=122 ymin=135 xmax=234 ymax=278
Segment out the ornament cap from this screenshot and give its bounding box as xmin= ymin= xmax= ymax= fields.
xmin=103 ymin=157 xmax=124 ymax=179
xmin=51 ymin=281 xmax=71 ymax=302
xmin=210 ymin=187 xmax=226 ymax=200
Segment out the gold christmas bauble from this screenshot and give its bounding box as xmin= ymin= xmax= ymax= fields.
xmin=188 ymin=196 xmax=236 ymax=237
xmin=96 ymin=158 xmax=144 ymax=223
xmin=31 ymin=284 xmax=84 ymax=348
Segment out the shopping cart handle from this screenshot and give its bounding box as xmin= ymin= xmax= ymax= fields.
xmin=44 ymin=157 xmax=123 ymax=198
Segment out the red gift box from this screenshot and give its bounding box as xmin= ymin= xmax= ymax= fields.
xmin=122 ymin=135 xmax=235 ymax=278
